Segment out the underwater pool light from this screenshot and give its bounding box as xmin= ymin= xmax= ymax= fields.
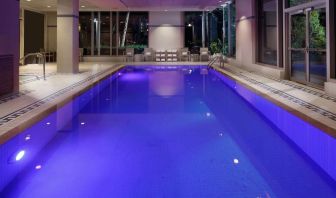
xmin=233 ymin=158 xmax=239 ymax=164
xmin=15 ymin=150 xmax=26 ymax=161
xmin=25 ymin=134 xmax=31 ymax=141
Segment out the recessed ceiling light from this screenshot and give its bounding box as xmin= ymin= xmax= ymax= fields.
xmin=81 ymin=5 xmax=85 ymax=8
xmin=26 ymin=0 xmax=31 ymax=2
xmin=47 ymin=5 xmax=51 ymax=8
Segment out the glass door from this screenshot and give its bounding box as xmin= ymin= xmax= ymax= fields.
xmin=289 ymin=12 xmax=307 ymax=83
xmin=289 ymin=7 xmax=327 ymax=86
xmin=308 ymin=7 xmax=327 ymax=85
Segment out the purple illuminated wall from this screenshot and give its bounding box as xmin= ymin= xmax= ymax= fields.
xmin=0 ymin=0 xmax=20 ymax=95
xmin=211 ymin=69 xmax=336 ymax=181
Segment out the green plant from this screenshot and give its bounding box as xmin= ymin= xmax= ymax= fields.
xmin=210 ymin=39 xmax=223 ymax=55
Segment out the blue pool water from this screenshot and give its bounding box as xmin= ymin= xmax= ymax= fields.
xmin=1 ymin=66 xmax=336 ymax=197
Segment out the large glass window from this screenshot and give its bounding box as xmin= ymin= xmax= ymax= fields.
xmin=93 ymin=12 xmax=99 ymax=55
xmin=79 ymin=12 xmax=92 ymax=55
xmin=125 ymin=12 xmax=149 ymax=54
xmin=79 ymin=11 xmax=149 ymax=56
xmin=185 ymin=12 xmax=203 ymax=53
xmin=112 ymin=12 xmax=117 ymax=55
xmin=222 ymin=1 xmax=236 ymax=57
xmin=257 ymin=0 xmax=278 ymax=66
xmin=100 ymin=12 xmax=111 ymax=55
xmin=118 ymin=12 xmax=127 ymax=55
xmin=208 ymin=8 xmax=224 ymax=55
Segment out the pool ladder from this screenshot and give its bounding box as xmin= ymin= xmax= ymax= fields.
xmin=208 ymin=55 xmax=224 ymax=68
xmin=19 ymin=53 xmax=46 ymax=81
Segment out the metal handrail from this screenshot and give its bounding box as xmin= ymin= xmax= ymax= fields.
xmin=20 ymin=53 xmax=46 ymax=80
xmin=208 ymin=56 xmax=220 ymax=67
xmin=208 ymin=54 xmax=225 ymax=68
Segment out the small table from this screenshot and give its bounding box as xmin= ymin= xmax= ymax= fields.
xmin=190 ymin=54 xmax=200 ymax=62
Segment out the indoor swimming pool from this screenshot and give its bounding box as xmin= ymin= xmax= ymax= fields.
xmin=0 ymin=65 xmax=336 ymax=197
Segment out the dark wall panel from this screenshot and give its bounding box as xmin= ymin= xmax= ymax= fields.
xmin=24 ymin=10 xmax=44 ymax=55
xmin=0 ymin=55 xmax=14 ymax=95
xmin=0 ymin=0 xmax=19 ymax=96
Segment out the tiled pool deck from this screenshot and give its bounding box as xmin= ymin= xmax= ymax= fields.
xmin=0 ymin=62 xmax=336 ymax=145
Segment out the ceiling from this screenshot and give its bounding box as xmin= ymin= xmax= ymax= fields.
xmin=20 ymin=0 xmax=226 ymax=12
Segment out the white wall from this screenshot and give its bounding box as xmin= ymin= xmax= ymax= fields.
xmin=148 ymin=11 xmax=185 ymax=50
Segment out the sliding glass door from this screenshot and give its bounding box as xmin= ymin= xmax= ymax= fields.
xmin=289 ymin=7 xmax=326 ymax=86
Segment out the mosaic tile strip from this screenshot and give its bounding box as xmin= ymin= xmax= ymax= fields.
xmin=0 ymin=90 xmax=33 ymax=105
xmin=248 ymin=71 xmax=336 ymax=103
xmin=280 ymin=80 xmax=336 ymax=102
xmin=215 ymin=67 xmax=336 ymax=122
xmin=0 ymin=65 xmax=122 ymax=126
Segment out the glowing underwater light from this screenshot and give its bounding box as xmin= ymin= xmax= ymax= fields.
xmin=25 ymin=134 xmax=31 ymax=141
xmin=15 ymin=150 xmax=25 ymax=161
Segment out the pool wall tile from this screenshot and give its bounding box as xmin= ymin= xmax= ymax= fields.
xmin=0 ymin=72 xmax=119 ymax=192
xmin=212 ymin=69 xmax=336 ymax=181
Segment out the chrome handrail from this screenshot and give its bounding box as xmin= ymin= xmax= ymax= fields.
xmin=208 ymin=54 xmax=225 ymax=68
xmin=20 ymin=53 xmax=46 ymax=80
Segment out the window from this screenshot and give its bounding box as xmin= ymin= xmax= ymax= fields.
xmin=100 ymin=12 xmax=111 ymax=55
xmin=185 ymin=12 xmax=203 ymax=53
xmin=79 ymin=12 xmax=92 ymax=55
xmin=257 ymin=0 xmax=278 ymax=66
xmin=124 ymin=12 xmax=149 ymax=54
xmin=208 ymin=8 xmax=224 ymax=55
xmin=223 ymin=1 xmax=236 ymax=57
xmin=93 ymin=12 xmax=99 ymax=55
xmin=79 ymin=11 xmax=149 ymax=56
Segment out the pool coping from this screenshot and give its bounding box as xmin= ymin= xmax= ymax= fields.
xmin=211 ymin=65 xmax=336 ymax=138
xmin=0 ymin=64 xmax=125 ymax=145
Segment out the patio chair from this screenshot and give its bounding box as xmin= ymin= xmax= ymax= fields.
xmin=200 ymin=48 xmax=210 ymax=62
xmin=179 ymin=48 xmax=190 ymax=61
xmin=125 ymin=48 xmax=134 ymax=62
xmin=144 ymin=48 xmax=154 ymax=62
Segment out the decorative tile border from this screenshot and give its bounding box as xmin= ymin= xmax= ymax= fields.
xmin=280 ymin=80 xmax=336 ymax=102
xmin=0 ymin=90 xmax=33 ymax=105
xmin=216 ymin=67 xmax=336 ymax=122
xmin=248 ymin=71 xmax=336 ymax=103
xmin=0 ymin=65 xmax=122 ymax=126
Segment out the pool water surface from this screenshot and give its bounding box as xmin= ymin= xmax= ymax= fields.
xmin=1 ymin=66 xmax=336 ymax=198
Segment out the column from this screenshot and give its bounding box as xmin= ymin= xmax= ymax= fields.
xmin=57 ymin=0 xmax=79 ymax=73
xmin=202 ymin=11 xmax=206 ymax=48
